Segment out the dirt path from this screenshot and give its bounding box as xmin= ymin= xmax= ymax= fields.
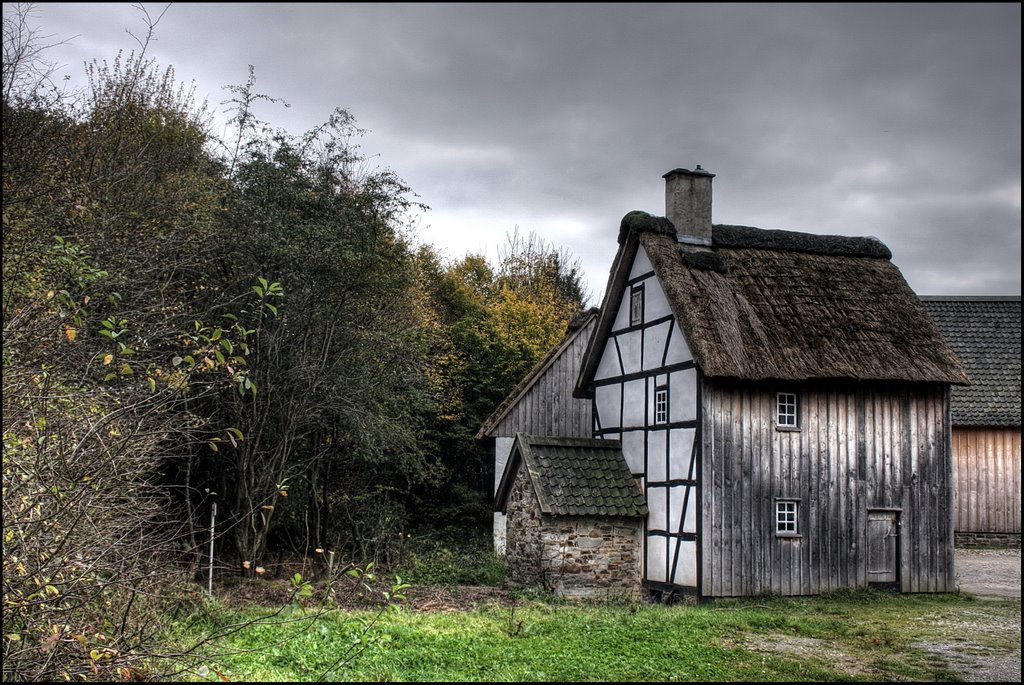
xmin=938 ymin=548 xmax=1021 ymax=682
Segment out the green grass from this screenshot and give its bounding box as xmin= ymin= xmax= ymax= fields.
xmin=166 ymin=590 xmax=1019 ymax=682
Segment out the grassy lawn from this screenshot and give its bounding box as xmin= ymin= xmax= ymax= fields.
xmin=164 ymin=587 xmax=1020 ymax=682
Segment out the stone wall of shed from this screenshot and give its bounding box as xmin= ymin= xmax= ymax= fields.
xmin=503 ymin=465 xmax=643 ymax=597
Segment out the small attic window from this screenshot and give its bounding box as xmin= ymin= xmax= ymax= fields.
xmin=777 ymin=392 xmax=799 ymax=429
xmin=630 ymin=285 xmax=644 ymax=326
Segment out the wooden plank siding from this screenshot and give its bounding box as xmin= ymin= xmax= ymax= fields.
xmin=702 ymin=379 xmax=955 ymax=597
xmin=490 ymin=319 xmax=595 ymax=440
xmin=953 ymin=427 xmax=1022 ymax=534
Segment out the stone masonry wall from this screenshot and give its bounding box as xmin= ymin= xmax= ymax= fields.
xmin=503 ymin=464 xmax=643 ymax=598
xmin=956 ymin=532 xmax=1021 ymax=548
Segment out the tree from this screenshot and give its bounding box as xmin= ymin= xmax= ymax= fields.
xmin=204 ymin=82 xmax=441 ymax=568
xmin=412 ymin=232 xmax=589 ymax=535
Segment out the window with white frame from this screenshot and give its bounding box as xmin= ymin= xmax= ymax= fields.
xmin=777 ymin=392 xmax=798 ymax=428
xmin=775 ymin=499 xmax=798 ymax=536
xmin=630 ymin=285 xmax=644 ymax=326
xmin=654 ymin=386 xmax=668 ymax=424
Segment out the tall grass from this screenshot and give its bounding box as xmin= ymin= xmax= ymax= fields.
xmin=166 ymin=590 xmax=1017 ymax=681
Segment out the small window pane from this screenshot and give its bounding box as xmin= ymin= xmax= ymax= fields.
xmin=655 ymin=388 xmax=668 ymax=424
xmin=776 ymin=500 xmax=798 ymax=535
xmin=630 ymin=287 xmax=643 ymax=326
xmin=777 ymin=392 xmax=798 ymax=427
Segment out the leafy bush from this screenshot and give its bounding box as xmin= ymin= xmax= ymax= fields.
xmin=396 ymin=535 xmax=505 ymax=586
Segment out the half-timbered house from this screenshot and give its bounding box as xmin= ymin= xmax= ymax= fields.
xmin=920 ymin=296 xmax=1021 ymax=545
xmin=570 ymin=167 xmax=969 ymax=598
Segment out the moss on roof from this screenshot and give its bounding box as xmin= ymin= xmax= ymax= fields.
xmin=494 ymin=435 xmax=648 ymax=518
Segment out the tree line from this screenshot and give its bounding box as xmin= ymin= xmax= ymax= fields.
xmin=2 ymin=8 xmax=586 ymax=680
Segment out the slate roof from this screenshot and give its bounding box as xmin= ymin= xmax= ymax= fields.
xmin=920 ymin=296 xmax=1021 ymax=427
xmin=577 ymin=213 xmax=969 ymax=395
xmin=494 ymin=435 xmax=648 ymax=518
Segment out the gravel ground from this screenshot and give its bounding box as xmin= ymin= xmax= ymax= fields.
xmin=955 ymin=547 xmax=1021 ymax=599
xmin=743 ymin=548 xmax=1020 ymax=682
xmin=939 ymin=547 xmax=1021 ymax=682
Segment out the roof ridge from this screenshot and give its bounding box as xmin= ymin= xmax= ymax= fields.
xmin=919 ymin=295 xmax=1021 ymax=302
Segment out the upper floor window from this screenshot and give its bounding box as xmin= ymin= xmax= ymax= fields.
xmin=654 ymin=386 xmax=668 ymax=424
xmin=777 ymin=392 xmax=798 ymax=428
xmin=630 ymin=285 xmax=644 ymax=326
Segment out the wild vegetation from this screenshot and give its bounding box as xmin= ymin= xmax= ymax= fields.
xmin=2 ymin=5 xmax=586 ymax=681
xmin=167 ymin=588 xmax=1019 ymax=682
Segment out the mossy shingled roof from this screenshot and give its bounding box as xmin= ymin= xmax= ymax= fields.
xmin=494 ymin=435 xmax=648 ymax=518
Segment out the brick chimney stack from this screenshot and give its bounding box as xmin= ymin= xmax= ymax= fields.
xmin=664 ymin=165 xmax=714 ymax=246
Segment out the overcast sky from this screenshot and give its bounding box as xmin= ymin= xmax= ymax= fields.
xmin=20 ymin=2 xmax=1022 ymax=302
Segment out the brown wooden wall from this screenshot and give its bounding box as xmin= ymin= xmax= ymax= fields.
xmin=491 ymin=317 xmax=595 ymax=439
xmin=953 ymin=427 xmax=1022 ymax=534
xmin=701 ymin=379 xmax=955 ymax=597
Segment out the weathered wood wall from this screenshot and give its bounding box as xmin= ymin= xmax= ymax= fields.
xmin=490 ymin=317 xmax=595 ymax=440
xmin=953 ymin=427 xmax=1022 ymax=534
xmin=702 ymin=379 xmax=955 ymax=596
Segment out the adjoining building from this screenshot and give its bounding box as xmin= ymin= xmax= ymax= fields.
xmin=921 ymin=296 xmax=1021 ymax=547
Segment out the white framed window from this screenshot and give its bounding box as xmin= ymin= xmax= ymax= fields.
xmin=777 ymin=392 xmax=798 ymax=428
xmin=630 ymin=285 xmax=644 ymax=326
xmin=654 ymin=386 xmax=668 ymax=424
xmin=775 ymin=499 xmax=799 ymax=536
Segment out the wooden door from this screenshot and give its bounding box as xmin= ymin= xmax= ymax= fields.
xmin=866 ymin=510 xmax=900 ymax=586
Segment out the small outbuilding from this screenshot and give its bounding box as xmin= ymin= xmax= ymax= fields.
xmin=493 ymin=434 xmax=647 ymax=597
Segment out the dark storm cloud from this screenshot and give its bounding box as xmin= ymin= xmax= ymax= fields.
xmin=29 ymin=3 xmax=1021 ymax=299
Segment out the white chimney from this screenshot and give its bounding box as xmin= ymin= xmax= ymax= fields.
xmin=664 ymin=165 xmax=714 ymax=246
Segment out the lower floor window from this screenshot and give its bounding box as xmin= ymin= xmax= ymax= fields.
xmin=775 ymin=499 xmax=799 ymax=536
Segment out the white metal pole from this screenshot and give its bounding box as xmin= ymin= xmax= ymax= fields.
xmin=208 ymin=502 xmax=217 ymax=596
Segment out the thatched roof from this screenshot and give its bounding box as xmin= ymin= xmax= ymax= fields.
xmin=577 ymin=212 xmax=968 ymax=393
xmin=494 ymin=435 xmax=648 ymax=517
xmin=921 ymin=296 xmax=1020 ymax=427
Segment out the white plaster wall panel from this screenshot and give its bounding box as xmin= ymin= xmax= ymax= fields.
xmin=643 ymin=274 xmax=673 ymax=321
xmin=647 ymin=539 xmax=668 ymax=583
xmin=669 ymin=428 xmax=696 ymax=481
xmin=630 ymin=245 xmax=654 ymax=279
xmin=612 ymin=288 xmax=631 ymax=331
xmin=671 ymin=485 xmax=696 ymax=532
xmin=643 ymin=321 xmax=672 ymax=371
xmin=493 ymin=512 xmax=507 ymax=556
xmin=685 ymin=492 xmax=697 ymax=535
xmin=669 ymin=369 xmax=698 ymax=422
xmin=673 ymin=541 xmax=698 ymax=587
xmin=494 ymin=437 xmax=515 ymax=493
xmin=594 ymin=385 xmax=621 ymax=430
xmin=667 ymin=485 xmax=682 ymax=533
xmin=647 ymin=486 xmax=667 ymax=530
xmin=622 ymin=380 xmax=646 ymax=427
xmin=664 ymin=324 xmax=693 ymax=364
xmin=647 ymin=429 xmax=667 ymax=477
xmin=617 ymin=331 xmax=642 ymax=375
xmin=621 ymin=430 xmax=645 ymax=474
xmin=594 ymin=344 xmax=622 ymax=381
